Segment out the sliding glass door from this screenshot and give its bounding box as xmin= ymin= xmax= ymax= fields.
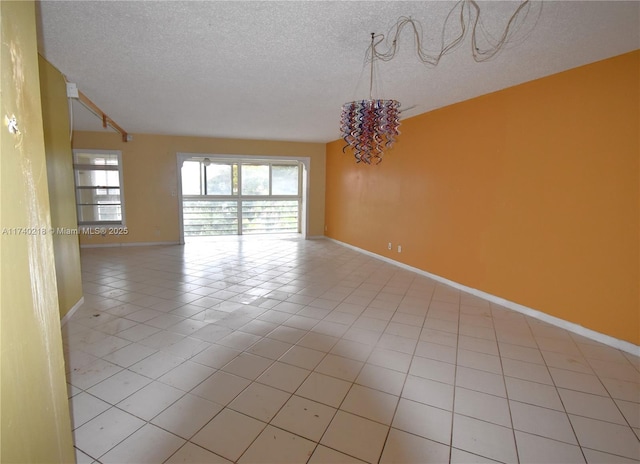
xmin=180 ymin=158 xmax=302 ymax=237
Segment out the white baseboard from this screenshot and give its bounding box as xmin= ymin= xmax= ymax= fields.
xmin=60 ymin=296 xmax=84 ymax=326
xmin=326 ymin=237 xmax=639 ymax=357
xmin=80 ymin=241 xmax=180 ymax=249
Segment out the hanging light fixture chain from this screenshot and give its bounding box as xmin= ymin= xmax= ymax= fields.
xmin=371 ymin=0 xmax=541 ymax=66
xmin=369 ymin=32 xmax=375 ymax=100
xmin=340 ymin=0 xmax=542 ymax=165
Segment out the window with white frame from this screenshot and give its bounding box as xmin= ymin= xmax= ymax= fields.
xmin=73 ymin=150 xmax=125 ymax=226
xmin=180 ymin=159 xmax=301 ymax=236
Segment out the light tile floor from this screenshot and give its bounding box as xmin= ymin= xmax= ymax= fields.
xmin=64 ymin=236 xmax=640 ymax=463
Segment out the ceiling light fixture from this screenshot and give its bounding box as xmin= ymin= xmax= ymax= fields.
xmin=340 ymin=0 xmax=540 ymax=165
xmin=340 ymin=33 xmax=400 ymax=166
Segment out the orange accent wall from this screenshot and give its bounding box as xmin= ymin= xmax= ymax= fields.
xmin=325 ymin=51 xmax=639 ymax=345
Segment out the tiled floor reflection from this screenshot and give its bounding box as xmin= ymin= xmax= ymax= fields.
xmin=64 ymin=236 xmax=640 ymax=463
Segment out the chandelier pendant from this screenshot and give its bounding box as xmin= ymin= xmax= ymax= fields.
xmin=340 ymin=99 xmax=400 ymax=165
xmin=341 ymin=33 xmax=401 ymax=165
xmin=339 ymin=4 xmax=539 ymax=164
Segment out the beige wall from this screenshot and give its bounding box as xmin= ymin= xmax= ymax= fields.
xmin=72 ymin=131 xmax=326 ymax=245
xmin=0 ymin=1 xmax=75 ymax=462
xmin=39 ymin=55 xmax=83 ymax=318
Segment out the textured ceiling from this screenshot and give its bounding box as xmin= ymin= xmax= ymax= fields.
xmin=36 ymin=1 xmax=639 ymax=143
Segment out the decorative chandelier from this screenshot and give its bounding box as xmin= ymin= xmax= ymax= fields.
xmin=340 ymin=1 xmax=540 ymax=165
xmin=340 ymin=34 xmax=401 ymax=165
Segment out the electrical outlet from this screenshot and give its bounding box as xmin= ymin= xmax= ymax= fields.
xmin=388 ymin=242 xmax=392 ymax=250
xmin=397 ymin=245 xmax=402 ymax=253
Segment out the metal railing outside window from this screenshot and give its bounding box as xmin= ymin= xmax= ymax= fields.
xmin=181 ymin=159 xmax=301 ymax=236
